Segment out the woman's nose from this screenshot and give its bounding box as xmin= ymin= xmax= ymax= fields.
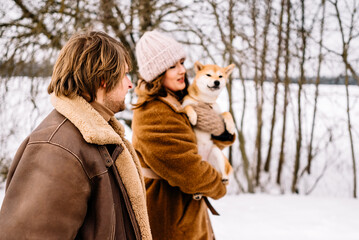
xmin=127 ymin=76 xmax=133 ymax=89
xmin=178 ymin=64 xmax=186 ymax=74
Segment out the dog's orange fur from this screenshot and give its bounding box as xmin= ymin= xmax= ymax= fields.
xmin=182 ymin=61 xmax=235 ymax=185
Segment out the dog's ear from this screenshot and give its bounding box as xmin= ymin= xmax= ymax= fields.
xmin=194 ymin=61 xmax=204 ymax=72
xmin=225 ymin=64 xmax=235 ymax=76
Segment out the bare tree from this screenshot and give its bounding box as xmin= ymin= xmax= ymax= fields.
xmin=0 ymin=0 xmax=91 ymax=74
xmin=344 ymin=68 xmax=357 ymax=198
xmin=0 ymin=0 xmax=192 ymax=180
xmin=306 ymin=0 xmax=326 ymax=174
xmin=277 ymin=0 xmax=291 ymax=185
xmin=249 ymin=0 xmax=261 ymax=186
xmin=264 ymin=0 xmax=285 ymax=172
xmin=291 ymin=0 xmax=307 ymax=193
xmin=207 ymin=0 xmax=254 ymax=192
xmin=237 ymin=64 xmax=254 ymax=193
xmin=329 ymin=0 xmax=358 ymax=198
xmin=255 ymin=0 xmax=273 ymax=186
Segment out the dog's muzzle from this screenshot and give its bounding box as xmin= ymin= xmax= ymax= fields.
xmin=207 ymin=80 xmax=221 ymax=90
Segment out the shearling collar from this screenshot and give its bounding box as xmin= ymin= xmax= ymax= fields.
xmin=51 ymin=93 xmax=152 ymax=240
xmin=51 ymin=94 xmax=126 ymax=145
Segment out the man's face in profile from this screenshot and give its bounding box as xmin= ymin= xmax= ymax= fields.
xmin=103 ymin=65 xmax=133 ymax=113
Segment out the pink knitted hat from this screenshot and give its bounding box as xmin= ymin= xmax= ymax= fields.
xmin=136 ymin=30 xmax=186 ymax=82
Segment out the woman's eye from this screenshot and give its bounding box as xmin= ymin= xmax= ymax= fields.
xmin=206 ymin=74 xmax=211 ymax=77
xmin=169 ymin=65 xmax=175 ymax=69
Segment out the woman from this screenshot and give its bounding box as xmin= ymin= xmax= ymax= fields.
xmin=132 ymin=30 xmax=235 ymax=240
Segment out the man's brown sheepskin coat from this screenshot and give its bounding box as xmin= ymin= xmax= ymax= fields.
xmin=0 ymin=94 xmax=151 ymax=239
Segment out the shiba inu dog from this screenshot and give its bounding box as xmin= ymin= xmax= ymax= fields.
xmin=182 ymin=61 xmax=236 ymax=199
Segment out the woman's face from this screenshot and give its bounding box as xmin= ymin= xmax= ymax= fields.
xmin=163 ymin=58 xmax=186 ymax=92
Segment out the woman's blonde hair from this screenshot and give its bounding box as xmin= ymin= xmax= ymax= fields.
xmin=48 ymin=31 xmax=131 ymax=102
xmin=133 ymin=74 xmax=189 ymax=109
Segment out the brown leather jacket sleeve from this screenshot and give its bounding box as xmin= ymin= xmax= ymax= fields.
xmin=0 ymin=139 xmax=91 ymax=239
xmin=132 ymin=100 xmax=226 ymax=200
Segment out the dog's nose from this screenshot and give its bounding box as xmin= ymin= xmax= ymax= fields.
xmin=214 ymin=80 xmax=220 ymax=86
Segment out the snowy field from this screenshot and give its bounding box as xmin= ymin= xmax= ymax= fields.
xmin=218 ymin=80 xmax=359 ymax=197
xmin=209 ymin=194 xmax=359 ymax=240
xmin=1 ymin=77 xmax=358 ymax=197
xmin=1 ymin=186 xmax=358 ymax=240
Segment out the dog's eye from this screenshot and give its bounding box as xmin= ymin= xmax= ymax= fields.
xmin=219 ymin=75 xmax=223 ymax=78
xmin=206 ymin=74 xmax=211 ymax=77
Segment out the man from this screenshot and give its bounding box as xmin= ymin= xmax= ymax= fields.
xmin=0 ymin=31 xmax=151 ymax=239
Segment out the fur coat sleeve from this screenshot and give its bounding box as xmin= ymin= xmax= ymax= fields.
xmin=132 ymin=97 xmax=226 ymax=199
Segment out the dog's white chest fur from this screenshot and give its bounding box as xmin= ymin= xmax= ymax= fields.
xmin=195 ymin=129 xmax=214 ymax=161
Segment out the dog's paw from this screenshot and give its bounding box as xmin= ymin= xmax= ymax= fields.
xmin=189 ymin=112 xmax=197 ymax=125
xmin=184 ymin=105 xmax=198 ymax=125
xmin=193 ymin=193 xmax=203 ymax=200
xmin=222 ymin=112 xmax=236 ymax=134
xmin=188 ymin=116 xmax=197 ymax=126
xmin=222 ymin=178 xmax=229 ymax=186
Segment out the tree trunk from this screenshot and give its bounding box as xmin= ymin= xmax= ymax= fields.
xmin=344 ymin=69 xmax=357 ymax=198
xmin=264 ymin=0 xmax=285 ymax=172
xmin=307 ymin=0 xmax=326 ymax=174
xmin=250 ymin=0 xmax=260 ymax=182
xmin=238 ymin=66 xmax=254 ymax=193
xmin=331 ymin=0 xmax=358 ymax=198
xmin=291 ymin=0 xmax=306 ymax=194
xmin=255 ymin=0 xmax=272 ymax=186
xmin=277 ymin=0 xmax=291 ymax=185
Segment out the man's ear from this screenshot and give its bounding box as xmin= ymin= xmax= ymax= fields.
xmin=95 ymin=84 xmax=106 ymax=104
xmin=100 ymin=80 xmax=107 ymax=88
xmin=194 ymin=61 xmax=204 ymax=73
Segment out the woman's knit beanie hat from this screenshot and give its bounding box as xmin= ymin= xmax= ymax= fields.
xmin=136 ymin=30 xmax=186 ymax=82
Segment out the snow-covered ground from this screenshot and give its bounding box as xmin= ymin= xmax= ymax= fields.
xmin=1 ymin=186 xmax=358 ymax=239
xmin=209 ymin=194 xmax=359 ymax=240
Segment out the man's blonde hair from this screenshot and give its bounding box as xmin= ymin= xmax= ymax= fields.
xmin=48 ymin=31 xmax=131 ymax=102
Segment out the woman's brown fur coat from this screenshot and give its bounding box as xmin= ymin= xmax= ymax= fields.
xmin=132 ymin=92 xmax=233 ymax=240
